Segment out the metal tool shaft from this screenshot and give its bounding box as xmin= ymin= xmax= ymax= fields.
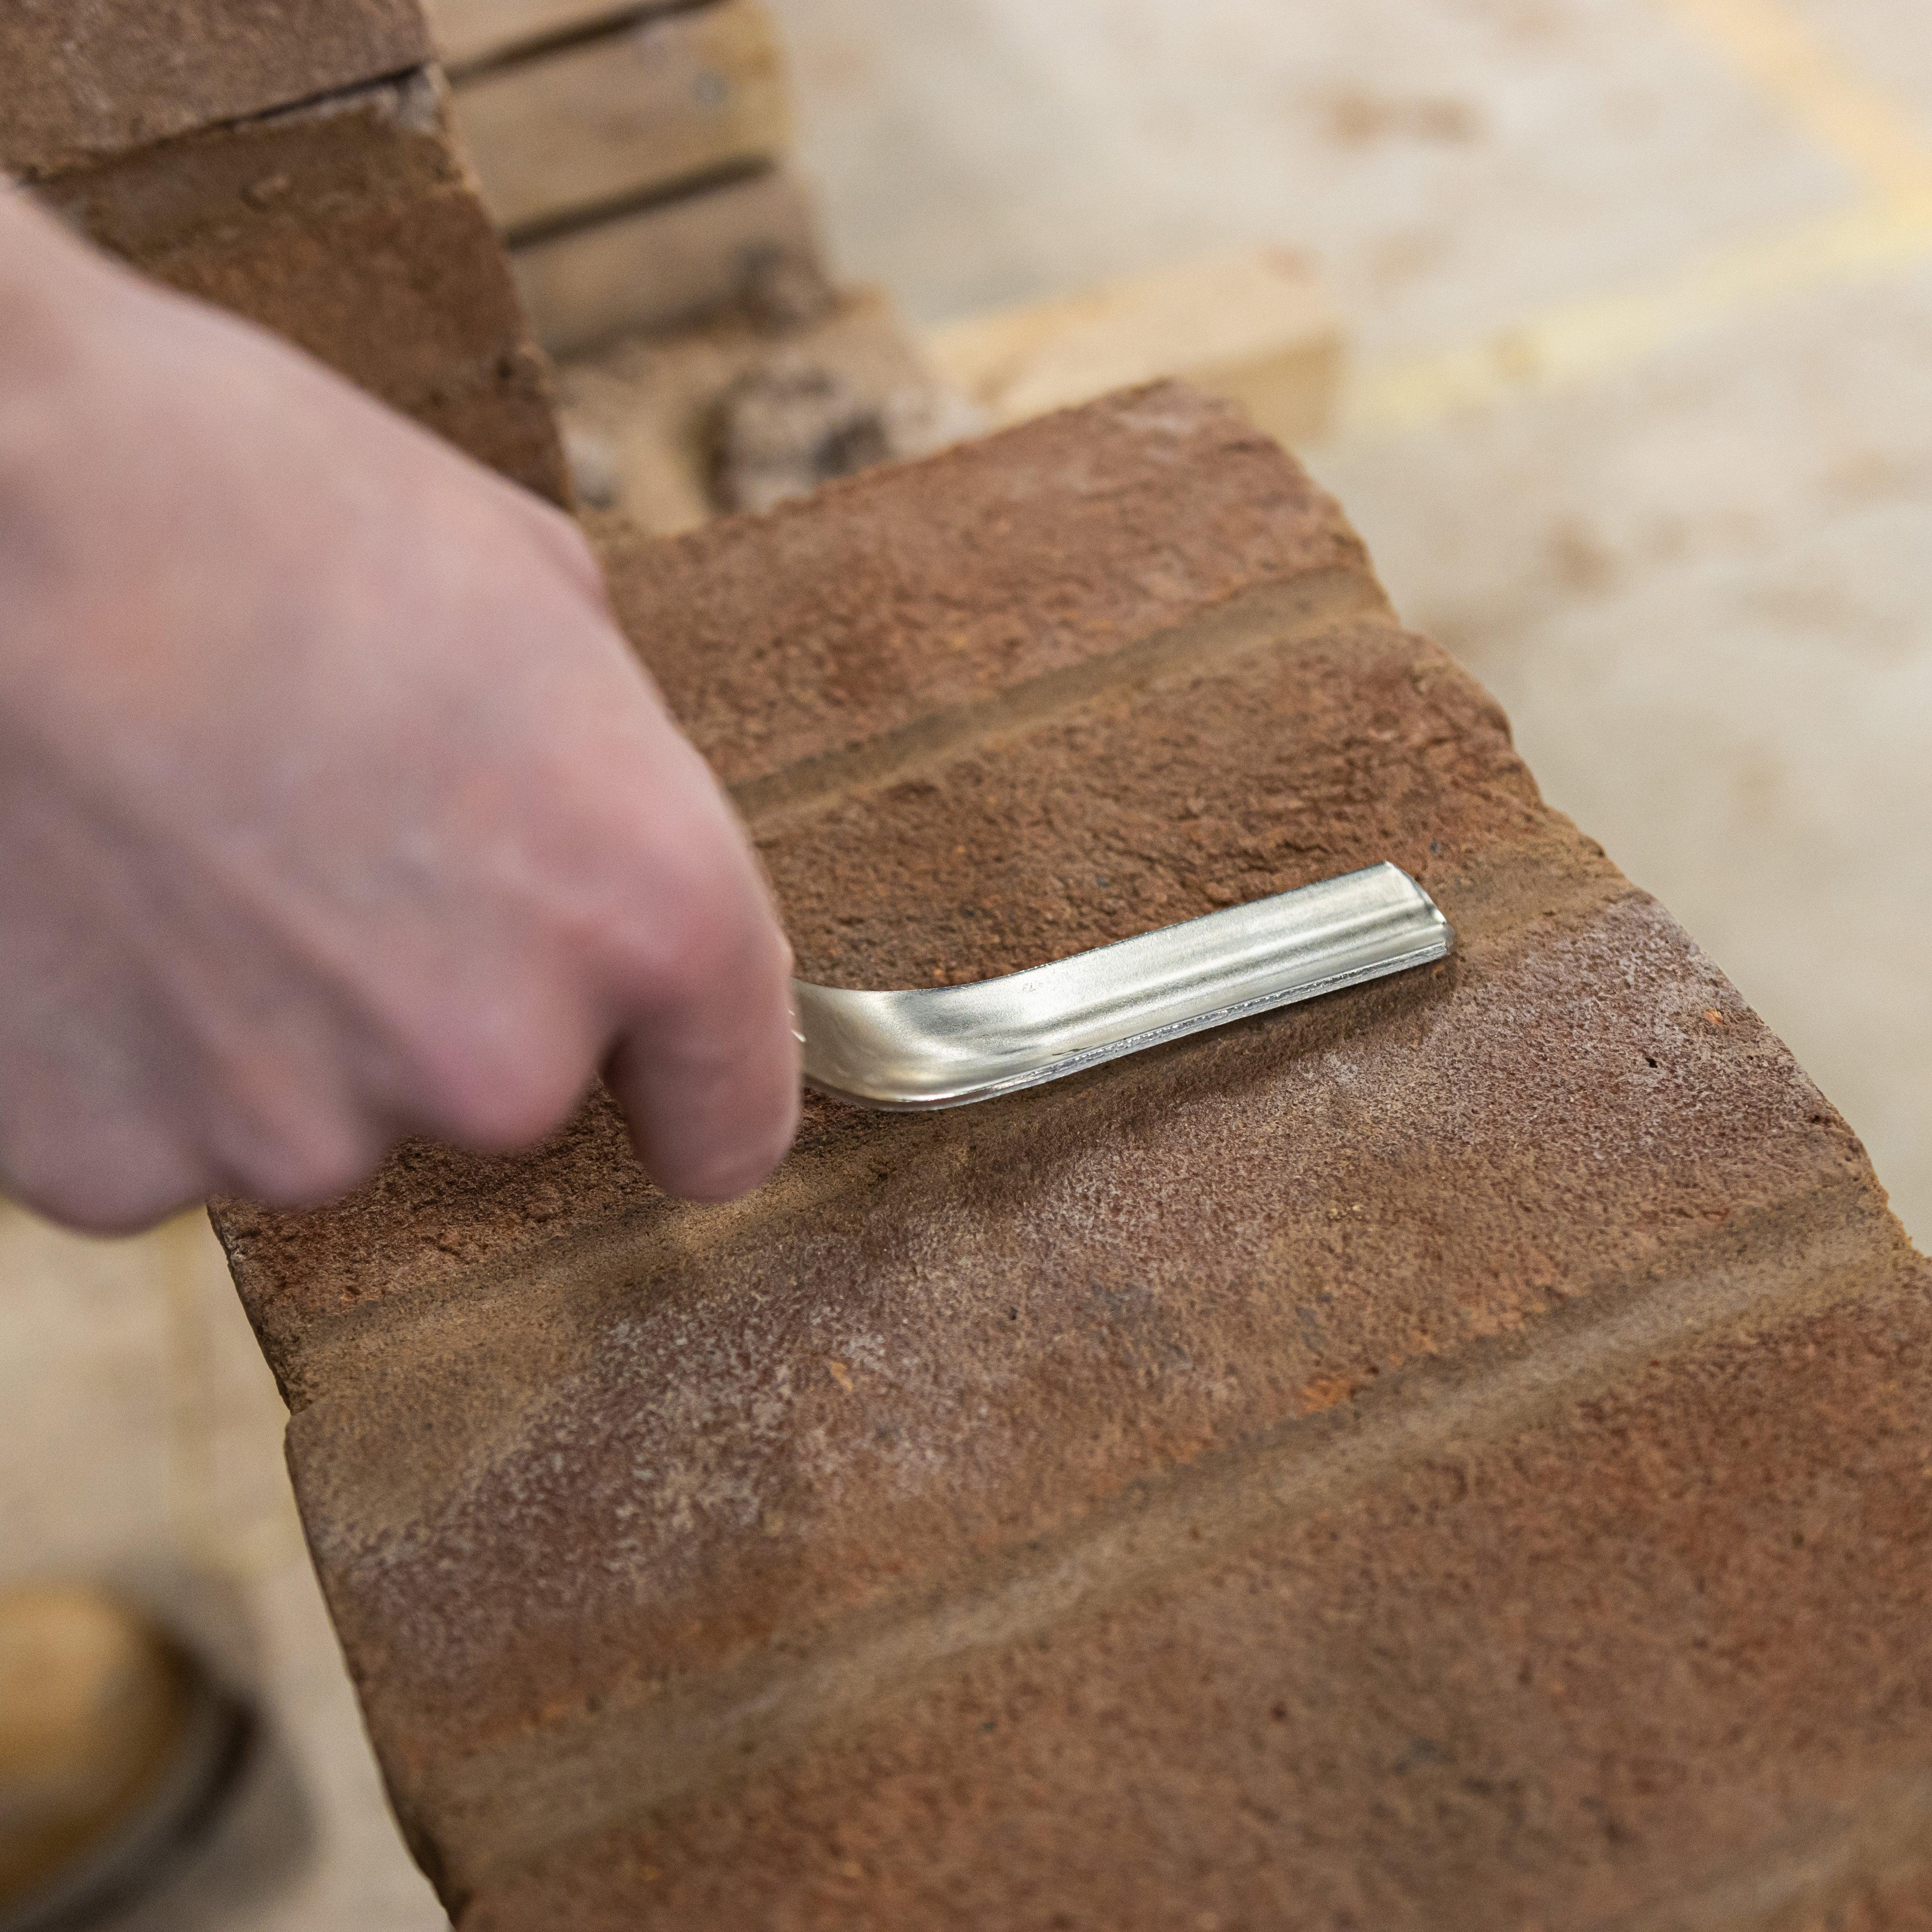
xmin=793 ymin=861 xmax=1451 ymax=1110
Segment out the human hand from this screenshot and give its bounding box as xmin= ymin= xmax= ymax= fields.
xmin=0 ymin=189 xmax=799 ymax=1233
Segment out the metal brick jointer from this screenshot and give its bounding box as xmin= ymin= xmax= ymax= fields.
xmin=211 ymin=384 xmax=1932 ymax=1930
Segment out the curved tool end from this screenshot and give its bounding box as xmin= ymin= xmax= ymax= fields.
xmin=794 ymin=861 xmax=1453 ymax=1111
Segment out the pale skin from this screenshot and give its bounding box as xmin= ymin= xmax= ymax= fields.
xmin=0 ymin=188 xmax=800 ymax=1234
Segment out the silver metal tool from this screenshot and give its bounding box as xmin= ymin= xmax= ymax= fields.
xmin=793 ymin=861 xmax=1452 ymax=1110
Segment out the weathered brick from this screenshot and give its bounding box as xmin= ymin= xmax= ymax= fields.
xmin=458 ymin=1268 xmax=1932 ymax=1930
xmin=0 ymin=0 xmax=432 ymax=181
xmin=212 ymin=386 xmax=1932 ymax=1926
xmin=607 ymin=382 xmax=1374 ymax=791
xmin=33 ymin=73 xmax=569 ymax=503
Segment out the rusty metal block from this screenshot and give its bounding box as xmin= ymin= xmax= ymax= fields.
xmin=213 ymin=384 xmax=1932 ymax=1927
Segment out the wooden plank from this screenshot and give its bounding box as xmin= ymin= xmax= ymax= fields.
xmin=448 ymin=0 xmax=787 ymax=235
xmin=424 ymin=0 xmax=673 ymax=77
xmin=510 ymin=164 xmax=820 ymax=355
xmin=924 ymin=249 xmax=1345 ymax=448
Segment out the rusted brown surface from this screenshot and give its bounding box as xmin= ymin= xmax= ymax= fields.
xmin=461 ymin=1270 xmax=1932 ymax=1932
xmin=29 ymin=71 xmax=567 ymax=502
xmin=212 ymin=386 xmax=1932 ymax=1928
xmin=0 ymin=0 xmax=432 ymax=181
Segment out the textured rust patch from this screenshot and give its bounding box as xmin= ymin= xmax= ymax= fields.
xmin=601 ymin=384 xmax=1375 ymax=792
xmin=210 ymin=386 xmax=1932 ymax=1925
xmin=459 ymin=1262 xmax=1932 ymax=1932
xmin=290 ymin=890 xmax=1880 ymax=1768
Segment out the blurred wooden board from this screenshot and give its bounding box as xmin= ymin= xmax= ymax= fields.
xmin=423 ymin=0 xmax=665 ymax=75
xmin=449 ymin=0 xmax=787 ymax=236
xmin=924 ymin=250 xmax=1344 ymax=447
xmin=512 ymin=164 xmax=819 ymax=356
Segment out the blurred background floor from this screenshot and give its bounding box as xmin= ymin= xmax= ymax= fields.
xmin=3 ymin=0 xmax=1926 ymax=1925
xmin=0 ymin=1207 xmax=451 ymax=1930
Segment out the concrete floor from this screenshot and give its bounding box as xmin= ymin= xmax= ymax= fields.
xmin=2 ymin=0 xmax=1927 ymax=1925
